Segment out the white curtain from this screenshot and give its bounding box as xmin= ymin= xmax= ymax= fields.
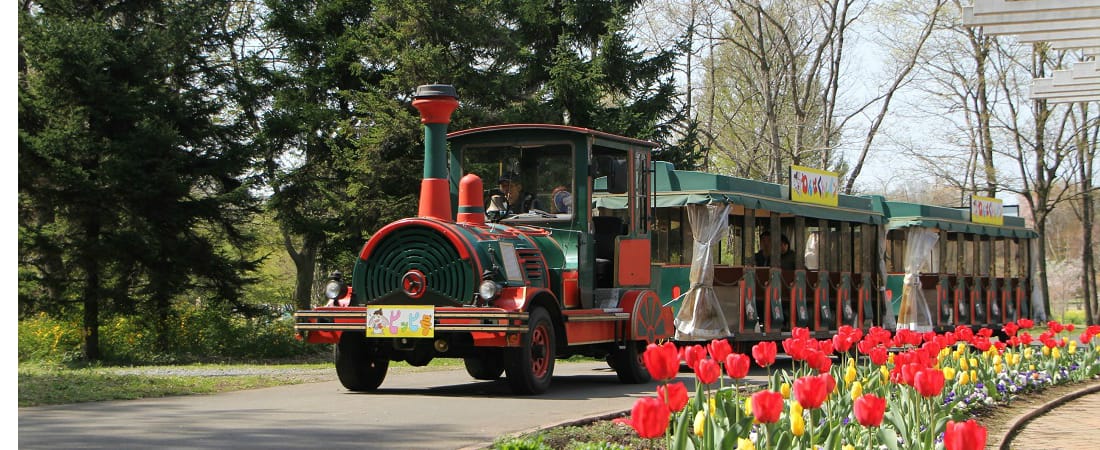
xmin=674 ymin=203 xmax=731 ymax=340
xmin=897 ymin=227 xmax=937 ymax=331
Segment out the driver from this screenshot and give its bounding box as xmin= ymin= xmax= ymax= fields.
xmin=498 ymin=175 xmax=540 ymax=214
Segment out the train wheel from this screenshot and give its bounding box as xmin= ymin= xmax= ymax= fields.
xmin=505 ymin=307 xmax=555 ymax=395
xmin=335 ymin=331 xmax=389 ymax=391
xmin=464 ymin=350 xmax=505 ymax=380
xmin=611 ymin=341 xmax=652 ymax=384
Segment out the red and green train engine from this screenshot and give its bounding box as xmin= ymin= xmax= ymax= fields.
xmin=295 ymin=85 xmax=674 ymax=395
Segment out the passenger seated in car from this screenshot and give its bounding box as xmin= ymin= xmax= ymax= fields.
xmin=753 ymin=232 xmax=796 ymax=270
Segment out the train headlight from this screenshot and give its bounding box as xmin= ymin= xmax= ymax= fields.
xmin=324 ymin=271 xmax=348 ymax=300
xmin=478 ymin=280 xmax=502 ymax=301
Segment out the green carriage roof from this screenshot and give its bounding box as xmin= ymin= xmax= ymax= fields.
xmin=875 ymin=200 xmax=1037 ymax=238
xmin=593 ymin=161 xmax=885 ymax=224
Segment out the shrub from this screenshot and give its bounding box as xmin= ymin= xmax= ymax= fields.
xmin=18 ymin=303 xmax=326 ymax=365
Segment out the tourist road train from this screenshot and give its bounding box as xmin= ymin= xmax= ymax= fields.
xmin=294 ymin=85 xmax=1038 ymax=394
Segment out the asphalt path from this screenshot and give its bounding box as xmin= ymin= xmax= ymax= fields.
xmin=18 ymin=360 xmax=776 ymax=450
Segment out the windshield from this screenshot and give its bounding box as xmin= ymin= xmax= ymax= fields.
xmin=462 ymin=144 xmax=574 ymax=220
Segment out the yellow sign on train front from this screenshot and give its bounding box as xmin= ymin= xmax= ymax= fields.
xmin=365 ymin=305 xmax=435 ymax=338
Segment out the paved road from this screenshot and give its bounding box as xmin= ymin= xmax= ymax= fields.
xmin=1006 ymin=391 xmax=1100 ymax=450
xmin=18 ymin=361 xmax=771 ymax=450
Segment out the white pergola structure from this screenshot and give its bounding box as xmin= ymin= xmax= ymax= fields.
xmin=964 ymin=0 xmax=1100 ymax=103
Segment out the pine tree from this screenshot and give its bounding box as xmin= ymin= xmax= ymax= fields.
xmin=19 ymin=0 xmax=259 ymax=358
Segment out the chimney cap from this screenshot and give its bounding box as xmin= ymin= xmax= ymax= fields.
xmin=414 ymin=84 xmax=457 ymax=99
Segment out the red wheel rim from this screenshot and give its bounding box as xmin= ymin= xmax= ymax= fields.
xmin=531 ymin=323 xmax=550 ymax=378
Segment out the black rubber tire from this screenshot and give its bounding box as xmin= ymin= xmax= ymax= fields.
xmin=335 ymin=332 xmax=389 ymax=391
xmin=464 ymin=351 xmax=505 ymax=380
xmin=504 ymin=307 xmax=556 ymax=395
xmin=611 ymin=341 xmax=652 ymax=384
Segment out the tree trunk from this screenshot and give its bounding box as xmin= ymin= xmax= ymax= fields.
xmin=81 ymin=218 xmax=102 ymax=361
xmin=285 ymin=230 xmax=322 ymax=310
xmin=1075 ymin=104 xmax=1097 ymax=323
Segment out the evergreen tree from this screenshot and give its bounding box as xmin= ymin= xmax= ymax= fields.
xmin=19 ymin=0 xmax=259 ymax=359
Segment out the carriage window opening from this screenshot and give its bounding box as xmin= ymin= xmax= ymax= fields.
xmin=963 ymin=235 xmax=976 ymax=276
xmin=946 ymin=233 xmax=960 ymax=274
xmin=722 ymin=220 xmax=745 ymax=267
xmin=852 ymin=225 xmax=864 ymax=273
xmin=651 ymin=207 xmax=685 ymax=264
xmin=805 ymin=227 xmax=821 ymax=271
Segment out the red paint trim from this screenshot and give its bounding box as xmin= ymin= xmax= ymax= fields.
xmin=457 ymin=174 xmax=485 ymax=226
xmin=412 ymin=97 xmax=458 ymax=124
xmin=562 ymin=271 xmax=579 ymax=308
xmin=447 ymin=124 xmax=659 ymax=148
xmin=617 ymin=238 xmax=651 ymax=286
xmin=359 ymin=218 xmax=473 ymax=261
xmin=418 ymin=178 xmax=452 ymax=221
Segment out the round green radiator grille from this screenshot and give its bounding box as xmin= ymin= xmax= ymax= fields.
xmin=361 ymin=226 xmax=473 ymax=305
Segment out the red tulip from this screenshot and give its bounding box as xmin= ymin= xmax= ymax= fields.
xmin=682 ymin=344 xmax=706 ymax=369
xmin=944 ymin=419 xmax=987 ymax=450
xmin=752 ymin=341 xmax=777 ymax=367
xmin=642 ymin=342 xmax=680 ymax=381
xmin=1002 ymin=322 xmax=1019 ymax=337
xmin=807 ymin=349 xmax=833 ymax=373
xmin=1067 ymin=324 xmax=1076 ymax=332
xmin=725 ymin=353 xmax=750 ymax=379
xmin=853 ymin=394 xmax=887 ymax=427
xmin=708 ymin=339 xmax=732 ymax=363
xmin=695 ymin=358 xmax=720 ymax=384
xmin=657 ymin=382 xmax=689 ymax=412
xmin=1048 ymin=320 xmax=1064 ymax=333
xmin=629 ymin=397 xmax=671 ymax=438
xmin=913 ymin=367 xmax=945 ymax=398
xmin=869 ymin=346 xmax=889 ymax=366
xmin=750 ymin=390 xmax=784 ymax=423
xmin=792 ymin=373 xmax=831 ymax=409
xmin=1017 ymin=318 xmax=1034 ymax=329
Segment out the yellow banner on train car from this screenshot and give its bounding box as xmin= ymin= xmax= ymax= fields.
xmin=789 ymin=165 xmax=839 ymax=207
xmin=971 ymin=195 xmax=1004 ymax=226
xmin=365 ymin=305 xmax=435 ymax=338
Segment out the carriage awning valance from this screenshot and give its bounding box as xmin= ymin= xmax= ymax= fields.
xmin=593 ymin=191 xmax=886 ymax=225
xmin=886 ymin=217 xmax=1038 ymax=239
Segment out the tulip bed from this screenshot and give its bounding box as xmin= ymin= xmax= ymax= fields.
xmin=617 ymin=320 xmax=1100 ymax=450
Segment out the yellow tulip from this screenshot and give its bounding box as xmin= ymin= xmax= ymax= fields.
xmin=694 ymin=410 xmax=706 ymax=437
xmin=791 ymin=410 xmax=805 ymax=436
xmin=957 ymin=342 xmax=967 ymax=353
xmin=709 ymin=397 xmax=717 ymax=417
xmin=1042 ymin=346 xmax=1050 ymax=356
xmin=970 ymin=357 xmax=978 ymax=367
xmin=744 ymin=396 xmax=753 ymax=416
xmin=970 ymin=370 xmax=977 ymax=381
xmin=959 ymin=371 xmax=970 ymax=385
xmin=888 ymin=353 xmax=896 ymax=364
xmin=737 ymin=438 xmax=756 ymax=450
xmin=850 ymin=381 xmax=863 ymax=400
xmin=1069 ymin=341 xmax=1078 ymax=355
xmin=943 ymin=367 xmax=957 ymax=381
xmin=960 ymin=358 xmax=969 ymax=370
xmin=843 ymin=445 xmax=856 ymax=450
xmin=1052 ymin=347 xmax=1061 ymax=359
xmin=781 ymin=382 xmax=791 ymax=399
xmin=880 ymin=365 xmax=890 ymax=382
xmin=844 ymin=366 xmax=857 ymax=385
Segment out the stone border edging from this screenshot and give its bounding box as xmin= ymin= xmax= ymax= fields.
xmin=996 ymin=381 xmax=1100 ymax=450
